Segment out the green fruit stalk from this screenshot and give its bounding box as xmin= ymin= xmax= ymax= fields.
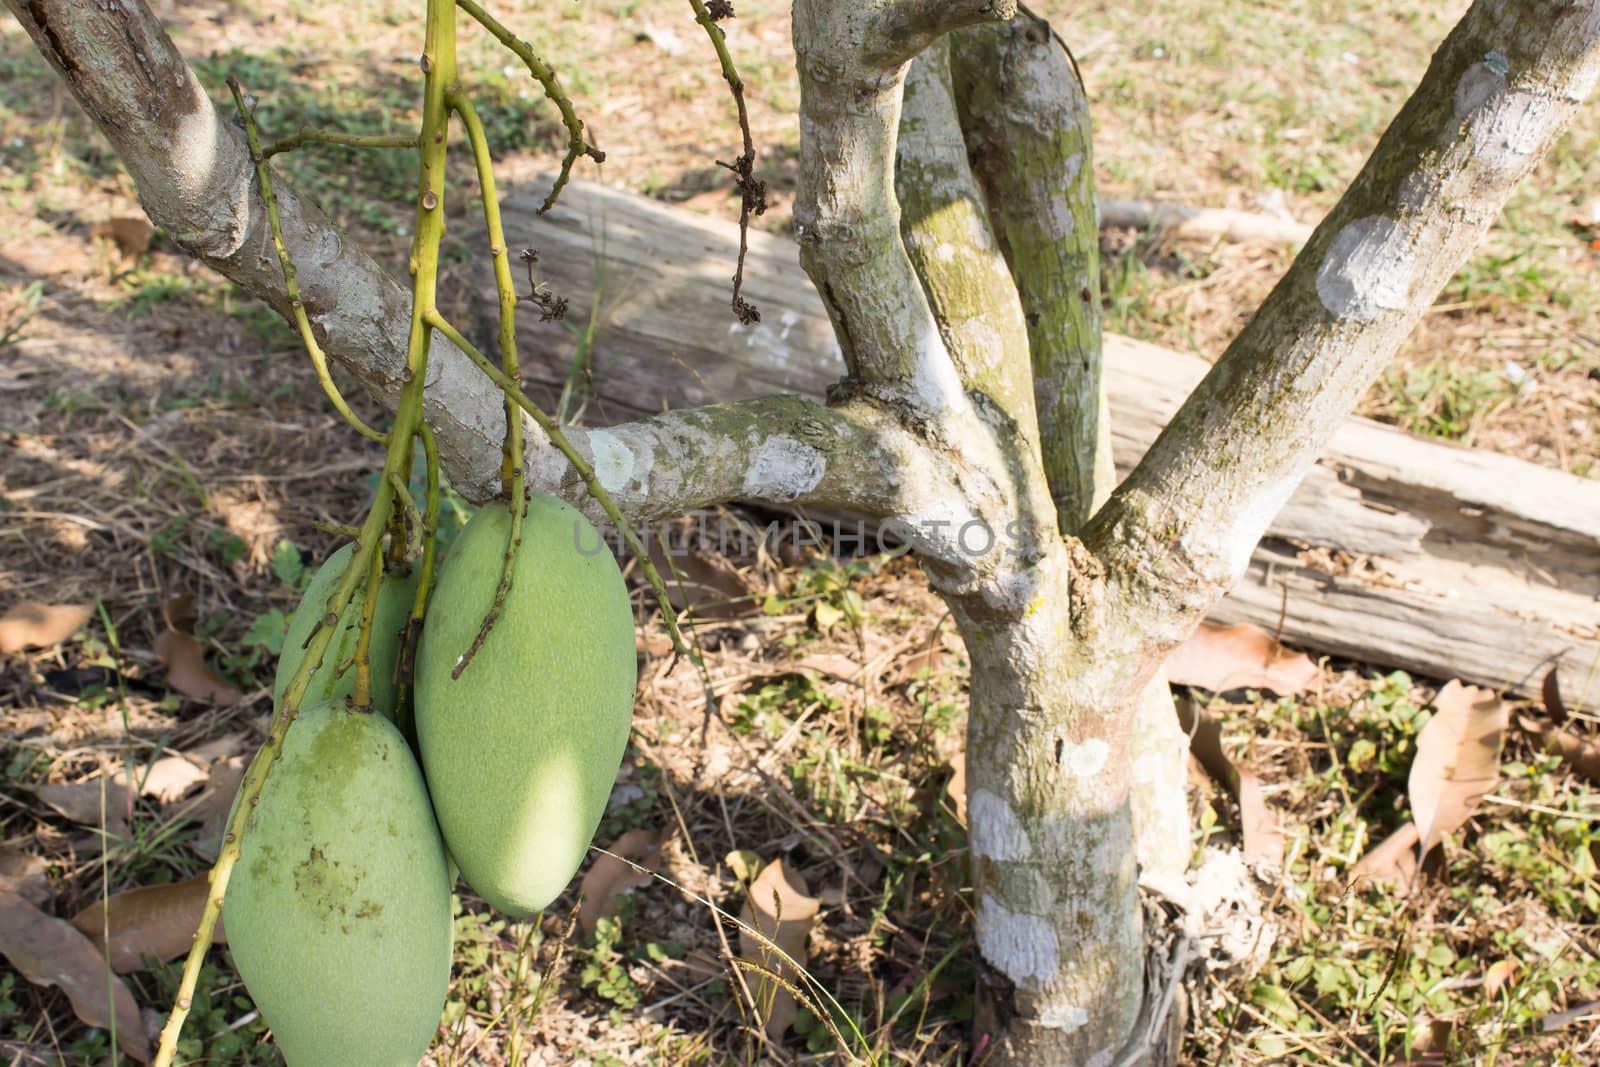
xmin=274 ymin=544 xmax=419 ymax=717
xmin=415 ymin=496 xmax=637 ymax=916
xmin=224 ymin=701 xmax=453 ymax=1066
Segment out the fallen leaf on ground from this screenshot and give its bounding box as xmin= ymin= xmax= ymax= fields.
xmin=650 ymin=546 xmax=759 ymax=620
xmin=1166 ymin=622 xmax=1319 ymax=696
xmin=0 ymin=847 xmax=51 ymax=906
xmin=160 ymin=593 xmax=197 ymax=634
xmin=124 ymin=756 xmax=208 ymax=804
xmin=579 ymin=827 xmax=672 ymax=936
xmin=90 ymin=216 xmax=156 ymax=256
xmin=1177 ymin=695 xmax=1287 ymax=865
xmin=1485 ymin=958 xmax=1519 ymax=997
xmin=153 ymin=629 xmax=242 ymax=705
xmin=1410 ymin=680 xmax=1507 ymax=854
xmin=1518 ymin=714 xmax=1600 ymax=782
xmin=1541 ymin=668 xmax=1568 ymax=726
xmin=739 ymin=858 xmax=821 ymax=1040
xmin=1238 ymin=773 xmax=1286 ymax=866
xmin=0 ymin=602 xmax=92 ymax=653
xmin=0 ymin=890 xmax=151 ymax=1061
xmin=946 ymin=753 xmax=967 ymax=826
xmin=1351 ymin=822 xmax=1423 ymax=888
xmin=890 ymin=641 xmax=946 ymax=686
xmin=30 ymin=779 xmax=134 ymax=840
xmin=793 ymin=654 xmax=862 ymax=684
xmin=187 ymin=755 xmax=248 ymax=861
xmin=70 ymin=873 xmax=225 ymax=972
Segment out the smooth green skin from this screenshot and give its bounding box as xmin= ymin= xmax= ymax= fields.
xmin=415 ymin=496 xmax=637 ymax=916
xmin=274 ymin=544 xmax=420 ymax=718
xmin=224 ymin=702 xmax=453 ymax=1067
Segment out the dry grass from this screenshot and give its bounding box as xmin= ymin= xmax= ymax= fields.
xmin=2 ymin=1 xmax=1598 ymax=1064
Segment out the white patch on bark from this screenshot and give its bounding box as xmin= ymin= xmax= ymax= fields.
xmin=588 ymin=430 xmax=635 ymax=493
xmin=969 ymin=789 xmax=1032 ymax=861
xmin=744 ymin=436 xmax=825 ymax=501
xmin=910 ymin=317 xmax=966 ymax=412
xmin=935 ymin=243 xmax=957 ymax=263
xmin=1454 ymin=58 xmax=1507 ymax=120
xmin=1314 ymin=215 xmax=1416 ymax=322
xmin=1221 ymin=472 xmax=1301 ymax=579
xmin=976 ymin=895 xmax=1059 ymax=985
xmin=1038 ymin=1002 xmax=1089 ymax=1032
xmin=1060 ymin=737 xmax=1109 ymax=779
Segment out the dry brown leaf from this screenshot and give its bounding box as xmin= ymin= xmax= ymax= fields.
xmin=0 ymin=847 xmax=51 ymax=907
xmin=30 ymin=779 xmax=134 ymax=840
xmin=153 ymin=629 xmax=242 ymax=705
xmin=890 ymin=641 xmax=946 ymax=687
xmin=1352 ymin=822 xmax=1423 ymax=889
xmin=578 ymin=827 xmax=672 ymax=936
xmin=1177 ymin=695 xmax=1288 ymax=863
xmin=160 ymin=593 xmax=197 ymax=634
xmin=1166 ymin=622 xmax=1319 ymax=696
xmin=946 ymin=753 xmax=967 ymax=826
xmin=1410 ymin=680 xmax=1507 ymax=854
xmin=0 ymin=890 xmax=151 ymax=1061
xmin=650 ymin=546 xmax=759 ymax=620
xmin=1238 ymin=773 xmax=1286 ymax=866
xmin=1541 ymin=668 xmax=1568 ymax=726
xmin=188 ymin=755 xmax=248 ymax=861
xmin=738 ymin=858 xmax=820 ymax=1040
xmin=90 ymin=216 xmax=156 ymax=256
xmin=1484 ymin=958 xmax=1519 ymax=998
xmin=1518 ymin=714 xmax=1600 ymax=782
xmin=793 ymin=654 xmax=861 ymax=684
xmin=0 ymin=602 xmax=92 ymax=654
xmin=125 ymin=756 xmax=208 ymax=804
xmin=70 ymin=873 xmax=225 ymax=973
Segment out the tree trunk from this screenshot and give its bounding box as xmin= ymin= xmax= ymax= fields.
xmin=14 ymin=1 xmax=1598 ymax=1064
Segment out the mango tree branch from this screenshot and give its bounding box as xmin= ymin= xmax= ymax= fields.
xmin=791 ymin=0 xmax=995 ymax=407
xmin=950 ymin=17 xmax=1106 ymax=535
xmin=1085 ymin=0 xmax=1600 ymax=655
xmin=895 ymin=40 xmax=1040 ymax=447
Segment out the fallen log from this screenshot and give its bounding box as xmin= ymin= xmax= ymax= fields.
xmin=1098 ymin=198 xmax=1313 ymax=246
xmin=475 ymin=179 xmax=1599 ymax=701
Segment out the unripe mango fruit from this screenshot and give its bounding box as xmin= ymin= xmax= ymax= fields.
xmin=225 ymin=701 xmax=453 ymax=1067
xmin=274 ymin=544 xmax=419 ymax=717
xmin=415 ymin=496 xmax=636 ymax=916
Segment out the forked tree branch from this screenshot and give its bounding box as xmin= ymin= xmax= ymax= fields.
xmin=896 ymin=40 xmax=1040 ymax=445
xmin=1085 ymin=0 xmax=1600 ymax=652
xmin=950 ymin=17 xmax=1108 ymax=535
xmin=3 ymin=0 xmax=923 ymax=524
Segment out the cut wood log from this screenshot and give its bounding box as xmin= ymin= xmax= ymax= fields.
xmin=1097 ymin=198 xmax=1313 ymax=245
xmin=477 ymin=179 xmax=1600 ymax=701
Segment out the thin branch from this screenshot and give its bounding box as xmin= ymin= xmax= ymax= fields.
xmin=1084 ymin=0 xmax=1600 ymax=651
xmin=228 ymin=77 xmax=387 ymax=444
xmin=687 ymin=0 xmax=767 ymax=325
xmin=262 ymin=128 xmax=419 ymax=159
xmin=455 ymin=0 xmax=605 ymax=213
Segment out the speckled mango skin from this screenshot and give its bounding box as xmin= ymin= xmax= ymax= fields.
xmin=273 ymin=544 xmax=419 ymax=718
xmin=415 ymin=496 xmax=637 ymax=916
xmin=225 ymin=702 xmax=452 ymax=1066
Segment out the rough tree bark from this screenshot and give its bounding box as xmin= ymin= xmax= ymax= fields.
xmin=11 ymin=0 xmax=1598 ymax=1063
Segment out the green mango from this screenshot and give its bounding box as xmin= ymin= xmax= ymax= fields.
xmin=415 ymin=496 xmax=636 ymax=916
xmin=274 ymin=544 xmax=419 ymax=717
xmin=225 ymin=701 xmax=453 ymax=1066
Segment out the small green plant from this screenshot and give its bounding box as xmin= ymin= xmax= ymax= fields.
xmin=580 ymin=912 xmax=641 ymax=1009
